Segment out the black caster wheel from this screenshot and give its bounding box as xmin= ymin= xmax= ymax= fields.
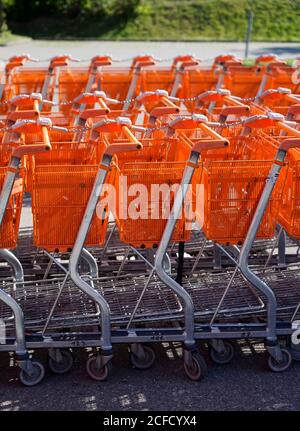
xmin=268 ymin=348 xmax=292 ymax=373
xmin=19 ymin=361 xmax=45 ymax=387
xmin=48 ymin=349 xmax=74 ymax=375
xmin=86 ymin=356 xmax=112 ymax=381
xmin=210 ymin=341 xmax=234 ymax=365
xmin=184 ymin=352 xmax=208 ymax=381
xmin=130 ymin=345 xmax=156 ymax=370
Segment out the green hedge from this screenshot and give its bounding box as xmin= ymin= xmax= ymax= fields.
xmin=3 ymin=0 xmax=300 ymax=41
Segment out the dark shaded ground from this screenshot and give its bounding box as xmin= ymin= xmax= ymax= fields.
xmin=0 ymin=341 xmax=299 ymax=411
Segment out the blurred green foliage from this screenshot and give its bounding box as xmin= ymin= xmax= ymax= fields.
xmin=1 ymin=0 xmax=299 ymax=41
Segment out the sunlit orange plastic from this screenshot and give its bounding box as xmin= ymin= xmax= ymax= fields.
xmin=130 ymin=55 xmax=156 ymax=72
xmin=257 ymin=88 xmax=300 ymax=117
xmin=255 ymin=54 xmax=279 ymax=64
xmin=114 ymin=136 xmax=193 ymax=248
xmin=72 ymin=91 xmax=111 ymax=115
xmin=220 ymin=65 xmax=264 ymax=98
xmin=278 ymin=149 xmax=300 ymax=238
xmin=9 ymin=69 xmax=55 ymax=111
xmin=197 ymin=159 xmax=282 ymax=244
xmin=32 ymin=164 xmax=112 ymax=251
xmin=214 ymin=54 xmax=241 ymax=66
xmin=263 ymin=64 xmax=300 ymax=93
xmin=31 ymin=119 xmax=143 ymax=252
xmin=58 ymin=68 xmax=134 ymax=112
xmin=180 ymin=67 xmax=218 ymax=109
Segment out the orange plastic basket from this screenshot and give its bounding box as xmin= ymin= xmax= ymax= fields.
xmin=262 ymin=65 xmax=300 ymax=94
xmin=197 ymin=159 xmax=282 ymax=245
xmin=222 ymin=66 xmax=264 ymax=98
xmin=140 ymin=68 xmax=176 ymax=93
xmin=58 ymin=69 xmax=88 ymax=112
xmin=10 ymin=68 xmax=54 ymax=103
xmin=32 ymin=164 xmax=113 ymax=252
xmin=278 ymin=149 xmax=300 ymax=239
xmin=115 ymin=137 xmax=192 ymax=248
xmin=180 ymin=68 xmax=218 ymax=110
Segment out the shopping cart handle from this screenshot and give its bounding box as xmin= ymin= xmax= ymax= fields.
xmin=89 ymin=56 xmax=113 ymax=68
xmin=198 ymin=89 xmax=231 ymax=103
xmin=132 ymin=55 xmax=155 ymax=65
xmin=135 ymin=60 xmax=156 ymax=69
xmin=266 ymin=61 xmax=288 ymax=72
xmin=259 ymin=87 xmax=291 ymax=101
xmin=150 ymin=106 xmax=180 ymax=117
xmin=9 ymin=93 xmax=55 ymax=108
xmin=7 ymin=110 xmax=40 ymax=124
xmin=243 ymin=113 xmax=285 ymax=129
xmin=173 ymin=54 xmax=198 ymax=65
xmin=219 ymin=105 xmax=250 ymax=118
xmin=279 ymin=138 xmax=300 ymax=152
xmin=5 ymin=54 xmax=38 ymax=72
xmin=287 ymin=104 xmax=300 ymax=116
xmin=49 ymin=55 xmax=80 ymax=69
xmin=179 ymin=60 xmax=199 ymax=70
xmin=192 ymin=138 xmax=229 ymax=152
xmin=9 ymin=54 xmax=39 ymax=63
xmin=223 ymin=60 xmax=244 ymax=69
xmin=168 ymin=114 xmax=208 ymax=130
xmin=79 ymin=108 xmax=110 ymax=121
xmin=255 ymin=54 xmax=278 ymax=64
xmin=104 ymin=126 xmax=143 ymax=156
xmin=13 ymin=142 xmax=51 ymax=157
xmin=73 ymin=92 xmax=110 ymax=113
xmin=214 ymin=54 xmax=240 ymax=65
xmin=51 ymin=126 xmax=69 ymax=132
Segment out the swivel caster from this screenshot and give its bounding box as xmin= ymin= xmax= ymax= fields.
xmin=19 ymin=360 xmax=45 ymax=387
xmin=130 ymin=344 xmax=156 ymax=370
xmin=268 ymin=348 xmax=292 ymax=373
xmin=210 ymin=341 xmax=234 ymax=365
xmin=48 ymin=349 xmax=74 ymax=375
xmin=86 ymin=355 xmax=112 ymax=381
xmin=183 ymin=351 xmax=208 ymax=381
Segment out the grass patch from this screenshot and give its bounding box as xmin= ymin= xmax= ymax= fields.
xmin=5 ymin=0 xmax=300 ymax=41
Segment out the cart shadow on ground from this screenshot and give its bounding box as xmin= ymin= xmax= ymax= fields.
xmin=0 ymin=340 xmax=299 ymax=411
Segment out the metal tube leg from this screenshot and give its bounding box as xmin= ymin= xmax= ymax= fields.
xmin=0 ymin=157 xmax=20 ymax=226
xmin=256 ymin=74 xmax=269 ymax=98
xmin=278 ymin=227 xmax=287 ymax=268
xmin=175 ymin=242 xmax=185 ymax=285
xmin=239 ymin=150 xmax=286 ymax=360
xmin=0 ymin=249 xmax=24 ymax=283
xmin=123 ymin=71 xmax=139 ymax=111
xmin=213 ymin=243 xmax=222 ymax=269
xmin=69 ymin=154 xmax=112 ymax=355
xmin=0 ymin=155 xmax=29 ymax=360
xmin=40 ymin=72 xmax=53 ymax=110
xmin=81 ymin=248 xmax=99 ymax=278
xmin=0 ymin=288 xmax=27 ymax=357
xmin=155 ymin=151 xmax=199 ymax=350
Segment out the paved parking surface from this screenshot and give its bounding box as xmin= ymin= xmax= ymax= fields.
xmin=0 ymin=341 xmax=299 ymax=411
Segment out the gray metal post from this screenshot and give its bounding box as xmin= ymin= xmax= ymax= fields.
xmin=155 ymin=151 xmax=199 ymax=350
xmin=239 ymin=149 xmax=286 ymax=354
xmin=69 ymin=154 xmax=113 ymax=354
xmin=0 ymin=156 xmax=27 ymax=357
